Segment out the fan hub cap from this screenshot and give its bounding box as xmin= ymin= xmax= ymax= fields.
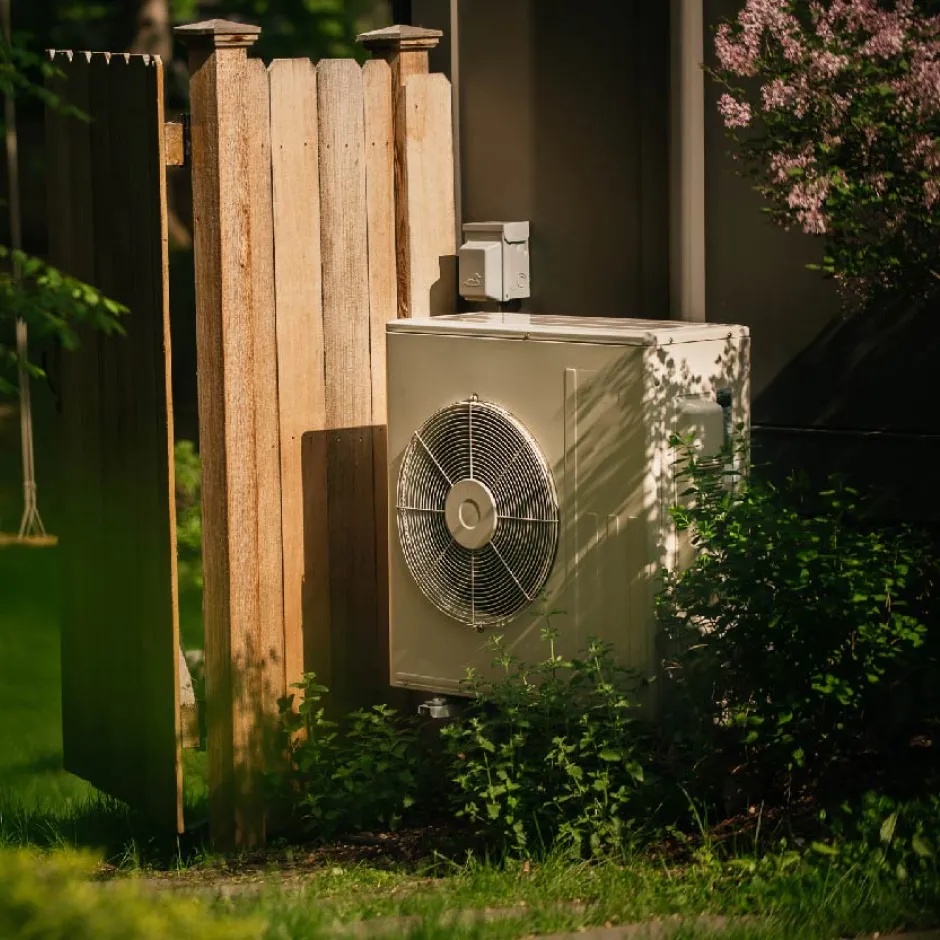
xmin=445 ymin=479 xmax=497 ymax=550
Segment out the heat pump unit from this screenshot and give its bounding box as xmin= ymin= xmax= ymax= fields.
xmin=386 ymin=313 xmax=749 ymax=697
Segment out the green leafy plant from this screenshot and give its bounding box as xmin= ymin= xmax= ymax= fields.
xmin=809 ymin=791 xmax=940 ymax=897
xmin=441 ymin=624 xmax=652 ymax=858
xmin=277 ymin=673 xmax=426 ymax=839
xmin=0 ymin=32 xmax=85 ymax=115
xmin=658 ymin=432 xmax=934 ymax=802
xmin=0 ymin=248 xmax=125 ymax=394
xmin=174 ymin=439 xmax=202 ymax=594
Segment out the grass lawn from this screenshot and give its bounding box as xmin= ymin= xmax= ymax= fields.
xmin=0 ymin=545 xmax=98 ymax=808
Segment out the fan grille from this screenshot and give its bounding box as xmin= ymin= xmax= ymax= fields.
xmin=396 ymin=399 xmax=559 ymax=628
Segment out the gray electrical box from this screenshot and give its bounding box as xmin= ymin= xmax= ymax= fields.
xmin=458 ymin=221 xmax=530 ymax=302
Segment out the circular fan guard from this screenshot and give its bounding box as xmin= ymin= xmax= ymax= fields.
xmin=396 ymin=398 xmax=559 ymax=628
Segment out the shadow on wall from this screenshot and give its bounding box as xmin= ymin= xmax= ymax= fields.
xmin=753 ymin=295 xmax=940 ymax=522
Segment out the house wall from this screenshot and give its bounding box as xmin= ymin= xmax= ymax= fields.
xmin=411 ymin=0 xmax=671 ymax=319
xmin=408 ymin=0 xmax=940 ymax=521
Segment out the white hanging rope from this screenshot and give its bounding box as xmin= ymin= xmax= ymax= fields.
xmin=3 ymin=0 xmax=46 ymax=540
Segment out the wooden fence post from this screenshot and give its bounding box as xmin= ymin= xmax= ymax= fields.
xmin=358 ymin=26 xmax=456 ymax=319
xmin=175 ymin=18 xmax=285 ymax=851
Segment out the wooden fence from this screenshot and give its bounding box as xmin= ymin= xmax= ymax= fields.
xmin=46 ymin=21 xmax=456 ymax=847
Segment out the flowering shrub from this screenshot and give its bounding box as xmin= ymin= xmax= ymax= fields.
xmin=712 ymin=0 xmax=940 ymax=303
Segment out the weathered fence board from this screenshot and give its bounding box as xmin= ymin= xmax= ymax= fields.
xmin=399 ymin=73 xmax=457 ymax=317
xmin=46 ymin=50 xmax=182 ymax=832
xmin=268 ymin=57 xmax=330 ymax=697
xmin=317 ymin=58 xmax=380 ymax=713
xmin=363 ymin=57 xmax=397 ymax=696
xmin=245 ymin=53 xmax=286 ymax=798
xmin=357 ymin=25 xmax=445 ymax=318
xmin=51 ymin=51 xmax=107 ymax=804
xmin=363 ymin=58 xmax=397 ymax=424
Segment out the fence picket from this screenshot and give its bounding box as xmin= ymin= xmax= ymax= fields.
xmin=245 ymin=55 xmax=286 ymax=790
xmin=269 ymin=57 xmax=331 ymax=697
xmin=399 ymin=73 xmax=457 ymax=317
xmin=363 ymin=57 xmax=397 ymax=699
xmin=317 ymin=58 xmax=379 ymax=712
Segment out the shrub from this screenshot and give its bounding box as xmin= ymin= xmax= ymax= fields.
xmin=658 ymin=434 xmax=935 ymax=802
xmin=711 ymin=0 xmax=940 ymax=304
xmin=277 ymin=674 xmax=427 ymax=839
xmin=0 ymin=849 xmax=257 ymax=940
xmin=441 ymin=626 xmax=652 ymax=858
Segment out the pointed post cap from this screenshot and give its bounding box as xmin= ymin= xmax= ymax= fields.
xmin=356 ymin=24 xmax=443 ymax=54
xmin=174 ymin=19 xmax=261 ymax=50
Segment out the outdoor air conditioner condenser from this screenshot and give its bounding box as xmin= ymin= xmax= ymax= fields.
xmin=385 ymin=313 xmax=750 ymax=697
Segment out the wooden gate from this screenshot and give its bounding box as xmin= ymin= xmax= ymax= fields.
xmin=46 ymin=20 xmax=456 ymax=847
xmin=46 ymin=51 xmax=182 ymax=832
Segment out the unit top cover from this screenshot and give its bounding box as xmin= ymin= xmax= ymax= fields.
xmin=386 ymin=313 xmax=748 ymax=346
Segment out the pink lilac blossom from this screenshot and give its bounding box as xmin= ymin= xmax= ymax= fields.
xmin=714 ymin=0 xmax=940 ymax=296
xmin=779 ymin=30 xmax=806 ymax=63
xmin=717 ymin=0 xmax=805 ymax=75
xmin=787 ymin=176 xmax=832 ymax=234
xmin=772 ymin=148 xmax=831 ymax=230
xmin=862 ymin=22 xmax=907 ymax=57
xmin=769 ymin=147 xmax=816 ymax=184
xmin=811 ymin=2 xmax=836 ymax=42
xmin=924 ymin=178 xmax=940 ymax=208
xmin=830 ymin=92 xmax=853 ymax=121
xmin=913 ymin=134 xmax=940 ymax=170
xmin=760 ymin=75 xmax=814 ymax=116
xmin=810 ymin=49 xmax=849 ymax=78
xmin=715 ymin=22 xmax=759 ymax=76
xmin=718 ymin=94 xmax=753 ymax=128
xmin=799 ymin=208 xmax=829 ymax=234
xmin=904 ymin=53 xmax=940 ymax=115
xmin=761 ymin=78 xmax=795 ymax=110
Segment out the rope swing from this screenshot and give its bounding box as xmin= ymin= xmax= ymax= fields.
xmin=2 ymin=0 xmax=54 ymax=547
